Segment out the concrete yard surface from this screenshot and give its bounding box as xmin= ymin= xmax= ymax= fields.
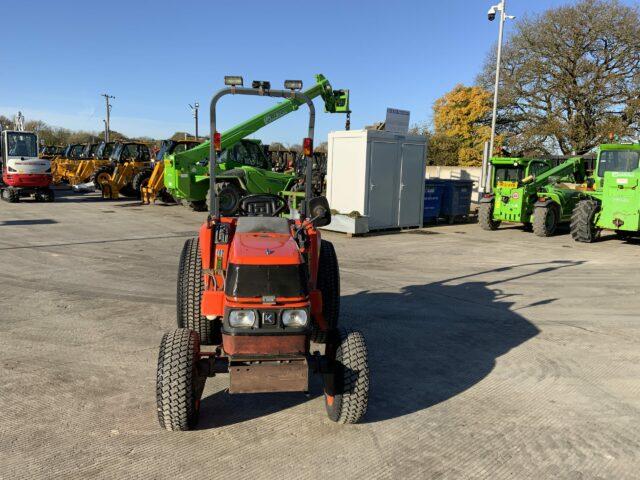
xmin=1 ymin=190 xmax=639 ymax=479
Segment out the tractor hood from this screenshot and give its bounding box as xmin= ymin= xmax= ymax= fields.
xmin=228 ymin=233 xmax=302 ymax=266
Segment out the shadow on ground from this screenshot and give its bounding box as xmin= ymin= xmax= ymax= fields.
xmin=0 ymin=219 xmax=58 ymax=226
xmin=197 ymin=260 xmax=583 ymax=429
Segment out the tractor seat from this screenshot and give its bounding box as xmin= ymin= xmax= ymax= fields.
xmin=235 ymin=216 xmax=291 ymax=234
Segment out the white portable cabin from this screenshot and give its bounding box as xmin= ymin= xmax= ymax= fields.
xmin=325 ymin=129 xmax=428 ymax=231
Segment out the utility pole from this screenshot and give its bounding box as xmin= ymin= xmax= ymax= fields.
xmin=101 ymin=94 xmax=115 ymax=142
xmin=189 ymin=102 xmax=199 ymax=140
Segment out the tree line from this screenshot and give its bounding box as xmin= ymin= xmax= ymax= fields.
xmin=421 ymin=0 xmax=640 ymax=166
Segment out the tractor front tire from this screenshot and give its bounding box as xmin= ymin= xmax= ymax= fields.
xmin=177 ymin=238 xmax=212 ymax=344
xmin=156 ymin=328 xmax=201 ymax=431
xmin=215 ymin=182 xmax=243 ymax=216
xmin=324 ymin=328 xmax=370 ymax=424
xmin=533 ymin=206 xmax=558 ymax=237
xmin=571 ymin=199 xmax=600 ymax=243
xmin=311 ymin=240 xmax=340 ymax=343
xmin=478 ymin=202 xmax=500 ymax=231
xmin=91 ymin=166 xmax=113 ymax=190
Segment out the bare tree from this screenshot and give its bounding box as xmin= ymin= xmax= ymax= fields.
xmin=478 ymin=0 xmax=640 ymax=155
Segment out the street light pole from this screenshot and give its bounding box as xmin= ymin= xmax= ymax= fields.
xmin=481 ymin=0 xmax=514 ymax=193
xmin=189 ymin=102 xmax=199 ymax=140
xmin=489 ymin=0 xmax=506 ymax=159
xmin=101 ymin=94 xmax=115 ymax=142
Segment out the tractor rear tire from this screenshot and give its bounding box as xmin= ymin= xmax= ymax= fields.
xmin=91 ymin=166 xmax=113 ymax=190
xmin=156 ymin=328 xmax=201 ymax=431
xmin=324 ymin=328 xmax=370 ymax=424
xmin=311 ymin=240 xmax=340 ymax=344
xmin=177 ymin=238 xmax=212 ymax=344
xmin=132 ymin=170 xmax=152 ymax=197
xmin=478 ymin=202 xmax=500 ymax=231
xmin=215 ymin=182 xmax=243 ymax=216
xmin=571 ymin=199 xmax=600 ymax=243
xmin=533 ymin=206 xmax=558 ymax=237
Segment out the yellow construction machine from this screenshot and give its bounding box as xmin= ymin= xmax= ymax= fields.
xmin=99 ymin=141 xmax=152 ymax=199
xmin=51 ymin=143 xmax=85 ymax=183
xmin=68 ymin=141 xmax=115 ymax=187
xmin=140 ymin=139 xmax=201 ymax=204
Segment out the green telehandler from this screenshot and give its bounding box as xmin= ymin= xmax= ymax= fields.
xmin=163 ymin=74 xmax=350 ymax=214
xmin=479 ymin=156 xmax=587 ymax=236
xmin=570 ymin=142 xmax=640 ymax=242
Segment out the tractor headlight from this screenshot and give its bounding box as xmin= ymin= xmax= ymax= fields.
xmin=229 ymin=310 xmax=256 ymax=328
xmin=282 ymin=310 xmax=308 ymax=328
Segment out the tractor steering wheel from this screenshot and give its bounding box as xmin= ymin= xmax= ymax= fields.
xmin=238 ymin=194 xmax=287 ymax=217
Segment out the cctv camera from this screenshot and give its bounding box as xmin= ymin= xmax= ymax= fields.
xmin=488 ymin=5 xmax=498 ymax=21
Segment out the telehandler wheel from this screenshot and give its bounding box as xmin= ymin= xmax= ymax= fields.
xmin=478 ymin=202 xmax=500 ymax=231
xmin=132 ymin=170 xmax=152 ymax=197
xmin=311 ymin=240 xmax=340 ymax=343
xmin=215 ymin=182 xmax=243 ymax=216
xmin=91 ymin=166 xmax=114 ymax=190
xmin=156 ymin=328 xmax=202 ymax=431
xmin=533 ymin=206 xmax=558 ymax=237
xmin=177 ymin=238 xmax=212 ymax=344
xmin=159 ymin=188 xmax=177 ymax=204
xmin=186 ymin=200 xmax=207 ymax=212
xmin=324 ymin=328 xmax=370 ymax=424
xmin=571 ymin=199 xmax=600 ymax=243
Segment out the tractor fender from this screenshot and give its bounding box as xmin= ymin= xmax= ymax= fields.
xmin=216 ymin=169 xmax=247 ymax=191
xmin=479 ymin=194 xmax=495 ymax=204
xmin=198 ymin=223 xmax=213 ymax=269
xmin=534 ymin=198 xmax=556 ymax=208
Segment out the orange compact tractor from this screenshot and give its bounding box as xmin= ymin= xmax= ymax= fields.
xmin=156 ymin=77 xmax=370 ymax=431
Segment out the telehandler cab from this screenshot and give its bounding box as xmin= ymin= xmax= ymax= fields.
xmin=156 ymin=77 xmax=370 ymax=431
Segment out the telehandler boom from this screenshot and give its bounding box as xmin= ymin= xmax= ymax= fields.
xmin=162 ymin=74 xmax=349 ymax=211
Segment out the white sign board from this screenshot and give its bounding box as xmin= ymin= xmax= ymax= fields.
xmin=385 ymin=108 xmax=410 ymax=134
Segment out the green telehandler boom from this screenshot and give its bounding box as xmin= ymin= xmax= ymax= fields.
xmin=479 ymin=155 xmax=587 ymax=237
xmin=163 ymin=74 xmax=350 ymax=213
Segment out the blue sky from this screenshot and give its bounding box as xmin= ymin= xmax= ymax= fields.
xmin=1 ymin=0 xmax=636 ymax=144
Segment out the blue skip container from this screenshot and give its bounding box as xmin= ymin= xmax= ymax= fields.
xmin=439 ymin=179 xmax=474 ymax=223
xmin=423 ymin=179 xmax=444 ymax=223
